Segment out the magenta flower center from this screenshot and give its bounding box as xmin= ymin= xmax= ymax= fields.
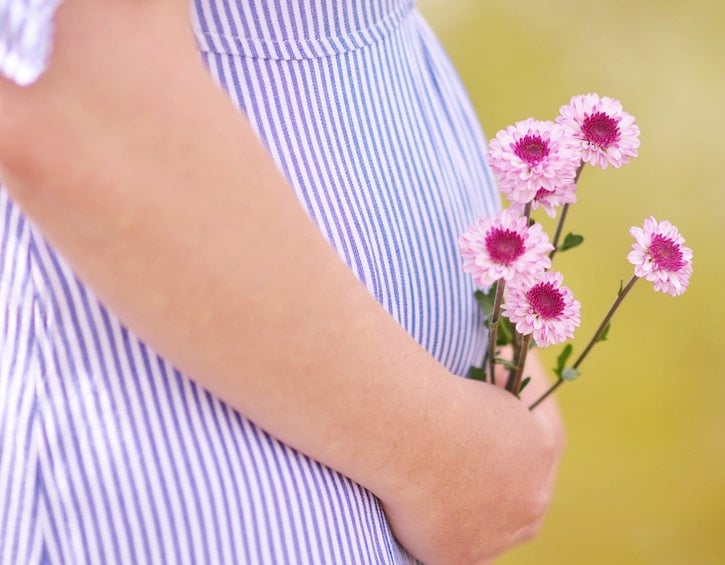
xmin=649 ymin=234 xmax=684 ymax=271
xmin=526 ymin=282 xmax=565 ymax=319
xmin=513 ymin=134 xmax=550 ymax=165
xmin=581 ymin=112 xmax=620 ymax=148
xmin=485 ymin=228 xmax=525 ymax=265
xmin=534 ymin=187 xmax=554 ymax=200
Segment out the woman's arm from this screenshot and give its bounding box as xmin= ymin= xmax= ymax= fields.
xmin=0 ymin=1 xmax=564 ymax=562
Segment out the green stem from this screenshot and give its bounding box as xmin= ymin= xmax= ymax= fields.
xmin=487 ymin=280 xmax=506 ymax=386
xmin=529 ymin=378 xmax=563 ymax=410
xmin=571 ymin=275 xmax=639 ymax=370
xmin=549 ymin=203 xmax=570 ymax=260
xmin=549 ymin=163 xmax=584 ymax=261
xmin=506 ymin=334 xmax=532 ymax=395
xmin=506 ymin=329 xmax=522 ymax=391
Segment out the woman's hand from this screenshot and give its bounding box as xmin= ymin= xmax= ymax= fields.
xmin=380 ymin=353 xmax=565 ymax=564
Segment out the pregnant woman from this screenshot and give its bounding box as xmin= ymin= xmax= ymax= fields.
xmin=0 ymin=1 xmax=565 ymax=563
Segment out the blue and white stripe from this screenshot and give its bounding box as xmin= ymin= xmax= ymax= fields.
xmin=1 ymin=1 xmax=497 ymax=563
xmin=0 ymin=0 xmax=64 ymax=86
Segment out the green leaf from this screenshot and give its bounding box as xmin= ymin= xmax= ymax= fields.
xmin=468 ymin=366 xmax=488 ymax=382
xmin=474 ymin=286 xmax=497 ymax=318
xmin=554 ymin=344 xmax=573 ymax=377
xmin=561 ymin=367 xmax=581 ymax=381
xmin=617 ymin=280 xmax=624 ymax=296
xmin=494 ymin=357 xmax=518 ymax=371
xmin=496 ymin=316 xmax=515 ymax=346
xmin=558 ymin=232 xmax=584 ymax=252
xmin=597 ymin=322 xmax=611 ymax=343
xmin=519 ymin=376 xmax=532 ymax=394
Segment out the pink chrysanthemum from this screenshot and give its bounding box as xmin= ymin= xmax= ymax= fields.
xmin=459 ymin=208 xmax=553 ymax=287
xmin=557 ymin=93 xmax=640 ymax=169
xmin=511 ymin=183 xmax=578 ymax=218
xmin=627 ymin=217 xmax=693 ymax=297
xmin=487 ymin=118 xmax=580 ymax=206
xmin=502 ymin=271 xmax=581 ymax=347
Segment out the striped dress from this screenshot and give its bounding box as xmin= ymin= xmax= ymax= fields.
xmin=0 ymin=1 xmax=498 ymax=563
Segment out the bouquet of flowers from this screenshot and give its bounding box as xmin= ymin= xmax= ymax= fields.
xmin=459 ymin=93 xmax=693 ymax=409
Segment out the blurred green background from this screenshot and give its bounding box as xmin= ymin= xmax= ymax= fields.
xmin=419 ymin=1 xmax=724 ymax=563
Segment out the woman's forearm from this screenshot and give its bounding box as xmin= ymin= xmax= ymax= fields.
xmin=0 ymin=0 xmax=463 ymax=499
xmin=0 ymin=2 xmax=564 ymax=561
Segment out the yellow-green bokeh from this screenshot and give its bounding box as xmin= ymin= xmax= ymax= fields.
xmin=419 ymin=1 xmax=725 ymax=563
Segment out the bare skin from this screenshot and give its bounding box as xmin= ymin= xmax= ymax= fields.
xmin=0 ymin=1 xmax=565 ymax=562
